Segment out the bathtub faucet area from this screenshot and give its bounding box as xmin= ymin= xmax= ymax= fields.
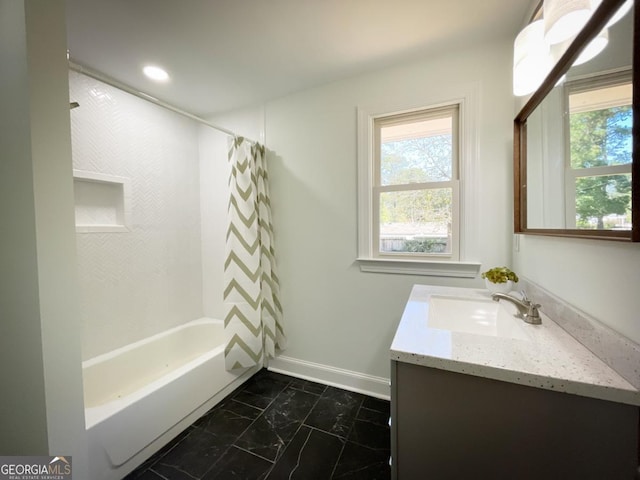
xmin=491 ymin=291 xmax=542 ymax=325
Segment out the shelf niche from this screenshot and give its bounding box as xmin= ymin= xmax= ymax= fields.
xmin=73 ymin=170 xmax=131 ymax=233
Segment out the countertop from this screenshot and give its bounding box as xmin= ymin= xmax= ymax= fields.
xmin=390 ymin=285 xmax=640 ymax=406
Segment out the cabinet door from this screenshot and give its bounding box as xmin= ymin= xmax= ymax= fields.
xmin=392 ymin=361 xmax=638 ymax=479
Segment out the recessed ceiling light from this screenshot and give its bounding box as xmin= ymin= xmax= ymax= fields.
xmin=143 ymin=65 xmax=169 ymax=82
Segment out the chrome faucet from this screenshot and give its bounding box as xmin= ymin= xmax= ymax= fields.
xmin=491 ymin=291 xmax=542 ymax=325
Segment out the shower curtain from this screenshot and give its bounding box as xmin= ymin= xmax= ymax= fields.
xmin=223 ymin=136 xmax=286 ymax=370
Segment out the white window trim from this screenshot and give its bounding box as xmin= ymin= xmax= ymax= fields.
xmin=356 ymin=91 xmax=481 ymax=277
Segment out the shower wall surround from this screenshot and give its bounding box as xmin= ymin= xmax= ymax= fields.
xmin=69 ymin=71 xmax=204 ymax=360
xmin=198 ymin=125 xmax=230 ymax=320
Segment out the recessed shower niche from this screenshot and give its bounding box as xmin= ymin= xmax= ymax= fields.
xmin=73 ymin=170 xmax=131 ymax=232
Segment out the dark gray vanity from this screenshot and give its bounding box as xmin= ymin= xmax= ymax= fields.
xmin=390 ymin=285 xmax=639 ymax=479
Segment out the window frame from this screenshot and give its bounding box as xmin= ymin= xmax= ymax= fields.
xmin=372 ymin=105 xmax=461 ymax=261
xmin=356 ymin=95 xmax=480 ymax=278
xmin=563 ymin=70 xmax=633 ymax=229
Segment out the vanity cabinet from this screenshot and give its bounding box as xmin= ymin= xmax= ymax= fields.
xmin=390 ymin=360 xmax=638 ymax=479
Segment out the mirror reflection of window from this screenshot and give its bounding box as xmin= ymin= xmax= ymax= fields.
xmin=565 ymin=71 xmax=633 ymax=230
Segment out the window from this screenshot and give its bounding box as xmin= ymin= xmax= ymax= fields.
xmin=357 ymin=99 xmax=479 ymax=277
xmin=565 ymin=71 xmax=633 ymax=230
xmin=374 ymin=106 xmax=459 ymax=259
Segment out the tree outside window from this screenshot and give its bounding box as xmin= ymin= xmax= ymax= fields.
xmin=567 ymin=76 xmax=632 ymax=230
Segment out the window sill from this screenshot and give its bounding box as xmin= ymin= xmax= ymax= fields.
xmin=356 ymin=258 xmax=481 ymax=278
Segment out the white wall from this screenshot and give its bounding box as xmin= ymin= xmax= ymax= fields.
xmin=0 ymin=0 xmax=88 ymax=474
xmin=514 ymin=232 xmax=640 ymax=345
xmin=199 ymin=126 xmax=229 ymax=319
xmin=264 ymin=39 xmax=514 ymax=382
xmin=70 ymin=72 xmax=204 ymax=360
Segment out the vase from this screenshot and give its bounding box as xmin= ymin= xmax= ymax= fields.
xmin=485 ymin=278 xmax=514 ymax=294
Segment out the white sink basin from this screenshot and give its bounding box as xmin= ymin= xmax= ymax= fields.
xmin=428 ymin=295 xmax=530 ymax=340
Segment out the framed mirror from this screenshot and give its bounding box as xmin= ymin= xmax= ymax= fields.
xmin=514 ymin=0 xmax=638 ymax=241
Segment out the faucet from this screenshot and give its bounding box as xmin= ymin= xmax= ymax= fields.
xmin=491 ymin=291 xmax=542 ymax=325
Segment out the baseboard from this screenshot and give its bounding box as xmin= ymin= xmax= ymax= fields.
xmin=267 ymin=355 xmax=390 ymax=400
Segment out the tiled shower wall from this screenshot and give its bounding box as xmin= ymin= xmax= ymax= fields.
xmin=70 ymin=71 xmax=204 ymax=360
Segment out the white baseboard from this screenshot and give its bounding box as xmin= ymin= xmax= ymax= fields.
xmin=267 ymin=355 xmax=390 ymax=400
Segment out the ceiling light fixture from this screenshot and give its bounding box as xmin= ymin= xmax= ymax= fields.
xmin=513 ymin=20 xmax=552 ymax=96
xmin=550 ymin=25 xmax=609 ymax=67
xmin=544 ymin=0 xmax=593 ymax=45
xmin=514 ymin=0 xmax=614 ymax=97
xmin=573 ymin=27 xmax=609 ymax=65
xmin=143 ymin=65 xmax=170 ymax=82
xmin=592 ymin=0 xmax=633 ymax=27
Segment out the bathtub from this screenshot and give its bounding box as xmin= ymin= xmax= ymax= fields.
xmin=83 ymin=318 xmax=258 ymax=480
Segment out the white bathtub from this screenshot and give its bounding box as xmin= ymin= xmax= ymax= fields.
xmin=83 ymin=318 xmax=258 ymax=480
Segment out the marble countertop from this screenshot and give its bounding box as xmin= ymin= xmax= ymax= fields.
xmin=390 ymin=285 xmax=640 ymax=406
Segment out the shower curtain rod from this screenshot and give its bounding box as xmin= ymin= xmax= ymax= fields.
xmin=68 ymin=60 xmax=257 ymax=143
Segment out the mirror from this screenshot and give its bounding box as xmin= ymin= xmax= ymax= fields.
xmin=514 ymin=0 xmax=638 ymax=241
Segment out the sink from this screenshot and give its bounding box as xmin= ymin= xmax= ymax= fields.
xmin=428 ymin=295 xmax=530 ymax=340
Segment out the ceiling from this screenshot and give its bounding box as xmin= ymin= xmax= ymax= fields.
xmin=66 ymin=0 xmax=532 ymax=117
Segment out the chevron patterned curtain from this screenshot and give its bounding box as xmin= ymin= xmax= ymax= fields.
xmin=224 ymin=136 xmax=286 ymax=370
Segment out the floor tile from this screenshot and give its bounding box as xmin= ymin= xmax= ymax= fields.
xmin=347 ymin=419 xmax=390 ymax=450
xmin=265 ymin=426 xmax=344 ymax=479
xmin=232 ymin=413 xmax=299 ymax=461
xmin=241 ymin=370 xmax=291 ymax=399
xmin=151 ymin=428 xmax=229 ymax=479
xmin=201 ymin=446 xmax=273 ymax=480
xmin=304 ymin=387 xmax=363 ymax=438
xmin=195 ymin=403 xmax=257 ymax=437
xmin=361 ymin=396 xmax=390 ymax=414
xmin=332 ymin=441 xmax=391 ymax=480
xmin=150 ymin=463 xmax=199 ymax=480
xmin=356 ymin=406 xmax=389 ymax=427
xmin=232 ymin=389 xmax=275 ymax=410
xmin=122 ymin=370 xmax=390 ymax=480
xmin=209 ymin=396 xmax=263 ymax=420
xmin=130 ymin=470 xmax=167 ymax=480
xmin=270 ymin=386 xmax=320 ymax=421
xmin=288 ymin=377 xmax=327 ymax=396
xmin=234 ymin=387 xmax=318 ymax=461
xmin=123 ymin=427 xmax=194 ymax=479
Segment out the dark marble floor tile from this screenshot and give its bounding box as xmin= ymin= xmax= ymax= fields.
xmin=265 ymin=425 xmax=344 ymax=479
xmin=233 ymin=414 xmax=299 ymax=462
xmin=241 ymin=369 xmax=291 ymax=399
xmin=333 ymin=441 xmax=391 ymax=480
xmin=347 ymin=419 xmax=390 ymax=450
xmin=124 ymin=459 xmax=158 ymax=479
xmin=255 ymin=368 xmax=296 ymax=383
xmin=151 ymin=428 xmax=229 ymax=479
xmin=322 ymin=386 xmax=366 ymax=404
xmin=124 ymin=426 xmax=194 ymax=479
xmin=234 ymin=385 xmax=319 ymax=461
xmin=232 ymin=389 xmax=275 ymax=410
xmin=201 ymin=446 xmax=273 ymax=480
xmin=356 ymin=406 xmax=389 ymax=427
xmin=304 ymin=387 xmax=363 ymax=438
xmin=271 ymin=386 xmax=320 ymax=421
xmin=288 ymin=377 xmax=327 ymax=396
xmin=361 ymin=396 xmax=390 ymax=414
xmin=150 ymin=463 xmax=199 ymax=480
xmin=220 ymin=398 xmax=263 ymax=419
xmin=130 ymin=469 xmax=167 ymax=480
xmin=195 ymin=402 xmax=258 ymax=436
